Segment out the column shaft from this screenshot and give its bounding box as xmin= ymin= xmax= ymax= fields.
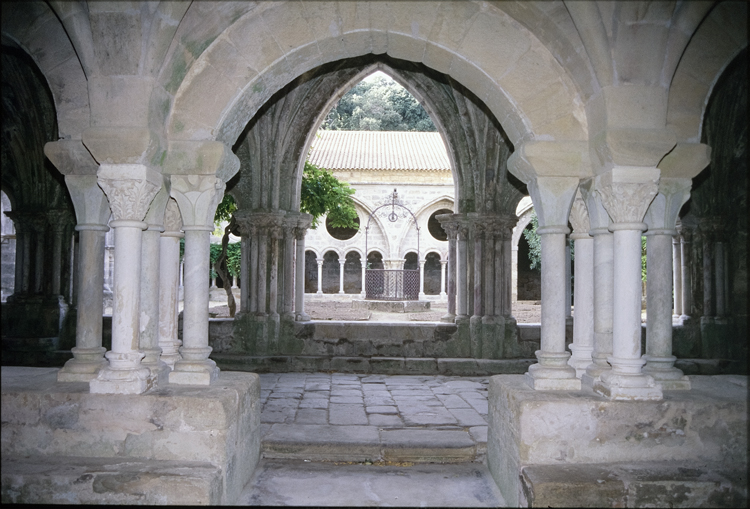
xmin=338 ymin=258 xmax=345 ymax=294
xmin=446 ymin=238 xmax=456 ymax=317
xmin=703 ymin=235 xmax=714 ymax=318
xmin=715 ymin=241 xmax=725 ymax=317
xmin=582 ymin=230 xmax=614 ymax=386
xmin=316 ymin=259 xmax=323 ymax=294
xmin=568 ymin=234 xmax=594 ymax=377
xmin=241 ymin=235 xmax=250 ymax=312
xmin=283 ymin=229 xmax=294 ymax=317
xmin=483 ymin=231 xmax=494 ymax=316
xmin=473 ymin=234 xmax=483 ymax=316
xmin=257 ymin=232 xmax=268 ymax=312
xmin=681 ymin=235 xmax=692 ymax=318
xmin=643 ymin=231 xmax=689 ymax=389
xmin=503 ymin=236 xmax=512 ymax=317
xmin=158 ymin=233 xmax=182 ymax=368
xmin=139 ymin=227 xmax=165 ymax=378
xmin=672 ymin=236 xmax=683 ymax=316
xmin=269 ymin=233 xmax=279 ymax=316
xmin=295 ymin=234 xmax=310 ymax=321
xmin=457 ymin=234 xmax=468 ymax=318
xmin=249 ymin=229 xmax=259 ymax=312
xmin=494 ymin=236 xmax=503 ymax=317
xmin=440 ymin=260 xmax=447 ymax=298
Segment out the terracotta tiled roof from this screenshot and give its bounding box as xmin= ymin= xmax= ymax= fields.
xmin=307 ymin=130 xmax=451 ymax=171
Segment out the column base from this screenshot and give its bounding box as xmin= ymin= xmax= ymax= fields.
xmin=525 ymin=351 xmax=581 ymax=390
xmin=580 ymin=352 xmax=612 ymax=387
xmin=169 ymin=347 xmax=219 ymax=385
xmin=295 ymin=312 xmax=311 ymax=322
xmin=89 ymin=366 xmax=152 ymax=395
xmin=142 ymin=361 xmax=171 ymax=387
xmin=440 ymin=313 xmax=456 ymax=323
xmin=159 ymin=341 xmax=182 ymax=369
xmin=642 ymin=355 xmax=691 ymax=390
xmin=594 ymin=360 xmax=662 ymax=401
xmin=567 ymin=345 xmax=593 ymax=378
xmin=57 ymin=347 xmax=108 ymax=382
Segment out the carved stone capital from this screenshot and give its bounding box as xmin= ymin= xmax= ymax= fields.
xmin=644 ymin=178 xmax=692 ymax=231
xmin=163 ymin=198 xmax=183 ymax=234
xmin=594 ymin=167 xmax=660 ymax=224
xmin=65 ymin=174 xmax=112 ymax=227
xmin=170 ymin=174 xmax=226 ymax=229
xmin=436 ymin=213 xmax=460 ymax=240
xmin=143 ymin=178 xmax=171 ymax=228
xmin=47 ymin=209 xmax=75 ymax=233
xmin=569 ymin=190 xmax=590 ymax=235
xmin=527 ymin=177 xmax=580 ymax=228
xmin=97 ymin=164 xmax=162 ymax=222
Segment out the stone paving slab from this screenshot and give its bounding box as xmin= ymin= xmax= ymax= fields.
xmin=259 ymin=373 xmax=490 ymax=463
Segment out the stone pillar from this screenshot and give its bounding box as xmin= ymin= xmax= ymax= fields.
xmin=30 ymin=214 xmax=47 ymax=294
xmin=418 ymin=259 xmax=426 ymax=300
xmin=503 ymin=228 xmax=513 ymax=317
xmin=472 ymin=220 xmax=483 ymax=318
xmin=567 ymin=192 xmax=594 ymax=377
xmin=294 ymin=216 xmax=312 ymax=321
xmin=672 ymin=234 xmax=683 ymax=317
xmin=361 ymin=262 xmax=367 ymax=298
xmin=680 ymin=228 xmax=693 ymax=319
xmin=139 ymin=183 xmax=171 ymax=383
xmin=316 ymin=258 xmax=324 ymax=294
xmin=338 ymin=256 xmax=345 ymax=294
xmin=594 ymin=169 xmax=662 ymax=401
xmin=564 ymin=241 xmax=572 ymax=318
xmin=90 ymin=164 xmax=161 ymax=395
xmin=483 ymin=221 xmax=495 ymax=318
xmin=282 ymin=217 xmax=296 ymax=320
xmin=169 ymin=174 xmax=226 ymax=385
xmin=269 ymin=224 xmax=281 ymax=317
xmin=158 ymin=199 xmax=183 ymax=369
xmin=456 ymin=219 xmax=470 ymax=320
xmin=57 ymin=175 xmax=111 ymax=382
xmin=437 ymin=214 xmax=458 ymax=322
xmin=494 ymin=227 xmax=504 ymax=317
xmin=523 ymin=177 xmax=580 ymax=390
xmin=240 ymin=234 xmax=250 ymax=312
xmin=701 ymin=225 xmax=715 ymax=320
xmin=714 ymin=236 xmax=725 ymax=318
xmin=440 ymin=260 xmax=447 ymax=298
xmin=4 ymin=212 xmax=28 ymax=295
xmin=249 ymin=224 xmax=259 ymax=312
xmin=257 ymin=227 xmax=268 ymax=311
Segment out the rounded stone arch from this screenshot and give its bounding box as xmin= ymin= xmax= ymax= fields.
xmin=412 ymin=195 xmax=456 ymax=222
xmin=1 ymin=4 xmax=90 ymax=140
xmin=344 ymin=246 xmax=365 ymax=260
xmin=165 ymin=1 xmax=588 ymax=146
xmin=667 ymin=1 xmax=748 ymax=144
xmin=512 ymin=205 xmax=535 ymax=255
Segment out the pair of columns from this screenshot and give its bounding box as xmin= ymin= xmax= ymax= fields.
xmin=235 ymin=210 xmax=311 ymax=322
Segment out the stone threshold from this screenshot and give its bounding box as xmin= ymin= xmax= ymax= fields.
xmin=262 ymin=424 xmax=478 ymax=464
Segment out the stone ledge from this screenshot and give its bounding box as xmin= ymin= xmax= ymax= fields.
xmin=520 ymin=461 xmax=748 ymax=508
xmin=1 ymin=456 xmax=222 ymax=505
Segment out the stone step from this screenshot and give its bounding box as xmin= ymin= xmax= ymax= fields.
xmin=520 ymin=461 xmax=748 ymax=508
xmin=213 ymin=354 xmax=535 ymax=375
xmin=1 ymin=456 xmax=222 ymax=505
xmin=240 ymin=459 xmax=506 ymax=506
xmin=262 ymin=424 xmax=478 ymax=463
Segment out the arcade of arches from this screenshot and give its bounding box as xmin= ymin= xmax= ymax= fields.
xmin=1 ymin=1 xmax=747 ymax=505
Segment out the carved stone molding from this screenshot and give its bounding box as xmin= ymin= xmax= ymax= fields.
xmin=436 ymin=213 xmax=460 ymax=240
xmin=594 ymin=168 xmax=660 ymax=224
xmin=97 ymin=164 xmax=162 ymax=222
xmin=64 ymin=174 xmax=112 ymax=227
xmin=644 ymin=178 xmax=692 ymax=231
xmin=569 ymin=190 xmax=591 ymax=235
xmin=170 ymin=174 xmax=225 ymax=228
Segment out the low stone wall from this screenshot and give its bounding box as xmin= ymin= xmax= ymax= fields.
xmin=1 ymin=367 xmax=262 ymax=505
xmin=487 ymin=374 xmax=748 ymax=507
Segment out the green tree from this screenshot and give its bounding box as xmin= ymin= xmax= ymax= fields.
xmin=321 ymin=74 xmax=436 ymax=132
xmin=299 ymin=160 xmax=358 ymax=229
xmin=523 ymin=212 xmax=542 ymax=270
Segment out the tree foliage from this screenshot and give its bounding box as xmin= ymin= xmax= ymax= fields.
xmin=321 ymin=73 xmax=436 ymax=132
xmin=523 ymin=212 xmax=542 ymax=270
xmin=299 ymin=160 xmax=358 ymax=229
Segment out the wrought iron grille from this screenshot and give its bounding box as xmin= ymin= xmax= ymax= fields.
xmin=365 ymin=269 xmax=419 ymax=301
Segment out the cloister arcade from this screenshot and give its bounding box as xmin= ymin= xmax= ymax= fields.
xmin=1 ymin=1 xmax=746 ymax=504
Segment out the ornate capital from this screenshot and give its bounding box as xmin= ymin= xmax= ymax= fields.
xmin=594 ymin=167 xmax=660 ymax=224
xmin=65 ymin=174 xmax=111 ymax=227
xmin=644 ymin=178 xmax=691 ymax=231
xmin=97 ymin=164 xmax=162 ymax=222
xmin=527 ymin=177 xmax=580 ymax=228
xmin=170 ymin=174 xmax=225 ymax=229
xmin=163 ymin=198 xmax=183 ymax=233
xmin=436 ymin=213 xmax=460 ymax=240
xmin=568 ymin=190 xmax=590 ymax=235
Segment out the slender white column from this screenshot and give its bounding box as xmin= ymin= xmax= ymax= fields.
xmin=526 ymin=226 xmax=580 ymax=389
xmin=91 ymin=165 xmax=161 ymax=395
xmin=316 ymin=258 xmax=324 ymax=294
xmin=567 ymin=192 xmax=593 ymax=377
xmin=643 ymin=229 xmax=690 ymax=389
xmin=564 ymin=241 xmax=572 ymax=318
xmin=439 ymin=260 xmax=447 ymax=298
xmin=472 ymin=222 xmax=483 ymax=317
xmin=715 ymin=240 xmax=725 ymax=318
xmin=419 ymin=259 xmax=426 ymax=300
xmin=57 ymin=174 xmax=111 ymax=382
xmin=438 ymin=214 xmax=458 ymax=322
xmin=680 ymin=231 xmax=693 ymax=319
xmin=582 ymin=229 xmax=614 ymax=385
xmin=294 ymin=219 xmax=311 ymax=321
xmin=139 ymin=225 xmax=167 ymax=381
xmin=672 ymin=235 xmax=683 ymax=317
xmin=360 ymin=262 xmax=366 ymax=298
xmin=169 ymin=173 xmax=228 ymax=385
xmin=257 ymin=231 xmax=268 ymax=312
xmin=338 ymin=256 xmax=345 ymax=294
xmin=595 ymin=225 xmax=661 ymax=400
xmin=158 ymin=223 xmax=182 ymax=369
xmin=90 ymin=220 xmax=151 ymax=393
